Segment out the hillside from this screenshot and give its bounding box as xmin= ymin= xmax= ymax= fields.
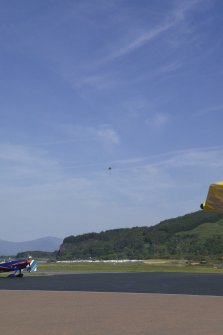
xmin=58 ymin=211 xmax=223 ymax=260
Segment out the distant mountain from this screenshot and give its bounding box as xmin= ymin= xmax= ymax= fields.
xmin=0 ymin=237 xmax=63 ymax=256
xmin=58 ymin=211 xmax=223 ymax=260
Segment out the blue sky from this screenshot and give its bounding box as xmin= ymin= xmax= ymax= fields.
xmin=0 ymin=0 xmax=223 ymax=241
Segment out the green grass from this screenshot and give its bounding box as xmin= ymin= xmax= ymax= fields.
xmin=1 ymin=260 xmax=223 ymax=277
xmin=37 ymin=261 xmax=223 ymax=274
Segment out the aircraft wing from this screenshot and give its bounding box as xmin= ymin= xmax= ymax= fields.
xmin=201 ymin=182 xmax=223 ymax=212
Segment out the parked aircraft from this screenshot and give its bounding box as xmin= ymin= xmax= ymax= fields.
xmin=0 ymin=257 xmax=37 ymax=278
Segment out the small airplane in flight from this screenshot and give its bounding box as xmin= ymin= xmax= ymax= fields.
xmin=0 ymin=257 xmax=37 ymax=278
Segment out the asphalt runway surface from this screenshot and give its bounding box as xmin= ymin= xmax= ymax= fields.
xmin=1 ymin=271 xmax=223 ymax=296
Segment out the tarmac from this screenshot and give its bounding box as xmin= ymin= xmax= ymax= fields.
xmin=1 ymin=272 xmax=223 ymax=334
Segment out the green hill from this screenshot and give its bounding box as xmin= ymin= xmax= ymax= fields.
xmin=58 ymin=211 xmax=223 ymax=260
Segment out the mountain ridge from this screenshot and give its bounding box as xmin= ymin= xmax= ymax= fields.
xmin=58 ymin=211 xmax=223 ymax=260
xmin=0 ymin=236 xmax=63 ymax=256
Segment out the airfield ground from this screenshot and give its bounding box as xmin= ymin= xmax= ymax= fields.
xmin=36 ymin=259 xmax=223 ymax=274
xmin=1 ymin=272 xmax=223 ymax=334
xmin=1 ymin=290 xmax=223 ymax=335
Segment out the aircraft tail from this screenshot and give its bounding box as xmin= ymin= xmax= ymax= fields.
xmin=28 ymin=259 xmax=38 ymax=272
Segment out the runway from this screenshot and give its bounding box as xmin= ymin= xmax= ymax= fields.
xmin=1 ymin=272 xmax=223 ymax=335
xmin=1 ymin=271 xmax=223 ymax=296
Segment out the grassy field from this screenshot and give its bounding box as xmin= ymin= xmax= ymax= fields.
xmin=1 ymin=260 xmax=223 ymax=277
xmin=36 ymin=260 xmax=223 ymax=274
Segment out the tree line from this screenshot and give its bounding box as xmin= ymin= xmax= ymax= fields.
xmin=57 ymin=211 xmax=223 ymax=260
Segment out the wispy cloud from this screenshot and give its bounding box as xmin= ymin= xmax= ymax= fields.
xmin=100 ymin=147 xmax=223 ymax=192
xmin=67 ymin=124 xmax=120 ymax=145
xmin=0 ymin=143 xmax=59 ymax=182
xmin=100 ymin=0 xmax=204 ymax=63
xmin=146 ymin=113 xmax=170 ymax=128
xmin=25 ymin=124 xmax=120 ymax=147
xmin=151 ymin=61 xmax=182 ymax=79
xmin=0 ymin=143 xmax=53 ymax=165
xmin=74 ymin=73 xmax=118 ymax=91
xmin=172 ymin=0 xmax=204 ymax=21
xmin=130 ymin=146 xmax=223 ymax=170
xmin=96 ymin=126 xmax=120 ymax=145
xmin=104 ymin=22 xmax=173 ymax=63
xmin=193 ymin=104 xmax=223 ymax=118
xmin=72 ymin=0 xmax=204 ymax=91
